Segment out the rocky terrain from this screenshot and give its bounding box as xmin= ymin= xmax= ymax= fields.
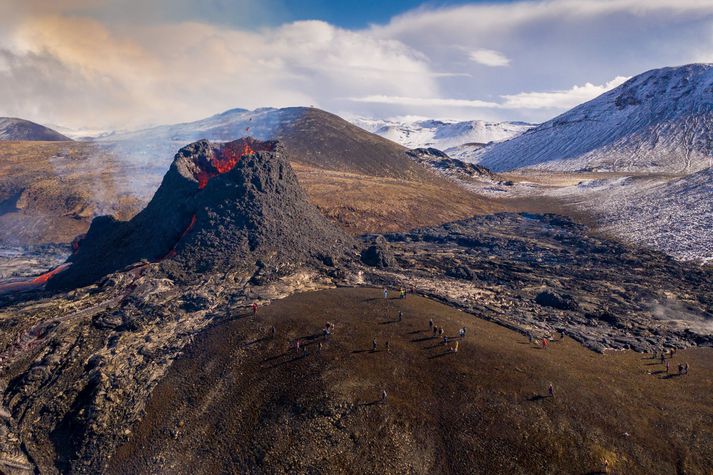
xmin=405 ymin=148 xmax=496 ymax=182
xmin=474 ymin=64 xmax=713 ymax=173
xmin=0 ymin=135 xmax=710 ymax=473
xmin=0 ymin=118 xmax=71 ymax=142
xmin=545 ymin=169 xmax=713 ymax=263
xmin=364 ymin=213 xmax=713 ymax=353
xmin=48 ymin=138 xmax=356 ymax=291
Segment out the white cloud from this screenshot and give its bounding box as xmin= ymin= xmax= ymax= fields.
xmin=500 ymin=76 xmax=630 ymax=109
xmin=349 ymin=76 xmax=630 ymax=112
xmin=348 ymin=95 xmax=499 ymax=108
xmin=469 ymin=49 xmax=510 ymax=67
xmin=2 ymin=0 xmax=713 ymax=126
xmin=0 ymin=15 xmax=438 ymax=129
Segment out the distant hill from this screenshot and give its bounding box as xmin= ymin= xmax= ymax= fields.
xmin=352 ymin=116 xmax=533 ymax=151
xmin=475 ymin=64 xmax=713 ymax=173
xmin=104 ymin=107 xmax=432 ymax=181
xmin=0 ymin=118 xmax=71 ymax=141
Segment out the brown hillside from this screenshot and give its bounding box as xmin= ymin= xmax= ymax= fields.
xmin=278 ymin=108 xmax=428 ymax=181
xmin=111 ymin=287 xmax=713 ymax=475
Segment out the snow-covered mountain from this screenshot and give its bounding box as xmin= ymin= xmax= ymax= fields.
xmin=475 ymin=64 xmax=713 ymax=173
xmin=351 ymin=117 xmax=533 ymax=150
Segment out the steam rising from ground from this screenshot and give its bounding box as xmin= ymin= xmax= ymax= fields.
xmin=650 ymin=298 xmax=713 ymax=334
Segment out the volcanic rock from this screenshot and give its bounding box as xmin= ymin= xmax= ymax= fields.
xmin=360 ymin=235 xmax=396 ymax=268
xmin=535 ymin=290 xmax=580 ymax=311
xmin=362 ymin=213 xmax=713 ymax=352
xmin=48 ymin=138 xmax=356 ymax=290
xmin=406 ymin=148 xmax=495 ymax=180
xmin=446 ymin=265 xmax=474 ymax=281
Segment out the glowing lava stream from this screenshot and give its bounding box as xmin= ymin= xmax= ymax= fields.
xmin=197 ymin=142 xmax=256 ymax=189
xmin=160 ymin=214 xmax=197 ymax=260
xmin=0 ymin=263 xmax=72 ymax=295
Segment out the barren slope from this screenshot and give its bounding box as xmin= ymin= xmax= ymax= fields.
xmin=111 ymin=287 xmax=713 ymax=475
xmin=0 ymin=118 xmax=71 ymax=142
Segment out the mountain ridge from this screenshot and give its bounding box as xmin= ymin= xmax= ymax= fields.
xmin=474 ymin=63 xmax=713 ymax=172
xmin=351 ymin=116 xmax=534 ymax=151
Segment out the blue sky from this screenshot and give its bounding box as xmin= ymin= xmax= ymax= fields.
xmin=1 ymin=0 xmax=712 ymax=129
xmin=278 ymin=1 xmax=484 ymax=28
xmin=80 ymin=0 xmax=507 ymax=29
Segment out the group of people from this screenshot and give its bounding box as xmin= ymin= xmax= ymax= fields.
xmin=655 ymin=347 xmax=689 ymax=376
xmin=428 ymin=319 xmax=465 ymax=353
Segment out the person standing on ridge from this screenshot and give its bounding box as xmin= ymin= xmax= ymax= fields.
xmin=252 ymin=302 xmax=258 ymax=316
xmin=383 ymin=288 xmax=388 ymax=299
xmin=548 ymin=383 xmax=554 ymax=398
xmin=372 ymin=338 xmax=377 ymax=352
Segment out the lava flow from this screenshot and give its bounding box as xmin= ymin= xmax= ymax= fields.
xmin=31 ymin=263 xmax=72 ymax=285
xmin=0 ymin=263 xmax=72 ymax=295
xmin=196 ymin=141 xmax=256 ymax=189
xmin=160 ymin=214 xmax=197 ymax=260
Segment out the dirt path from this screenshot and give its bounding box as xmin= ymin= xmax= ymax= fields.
xmin=110 ymin=287 xmax=713 ymax=474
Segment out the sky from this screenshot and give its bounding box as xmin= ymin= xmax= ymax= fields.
xmin=1 ymin=0 xmax=713 ymax=130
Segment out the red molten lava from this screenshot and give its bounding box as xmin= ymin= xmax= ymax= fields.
xmin=31 ymin=263 xmax=72 ymax=285
xmin=196 ymin=141 xmax=256 ymax=189
xmin=0 ymin=263 xmax=72 ymax=295
xmin=160 ymin=214 xmax=197 ymax=260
